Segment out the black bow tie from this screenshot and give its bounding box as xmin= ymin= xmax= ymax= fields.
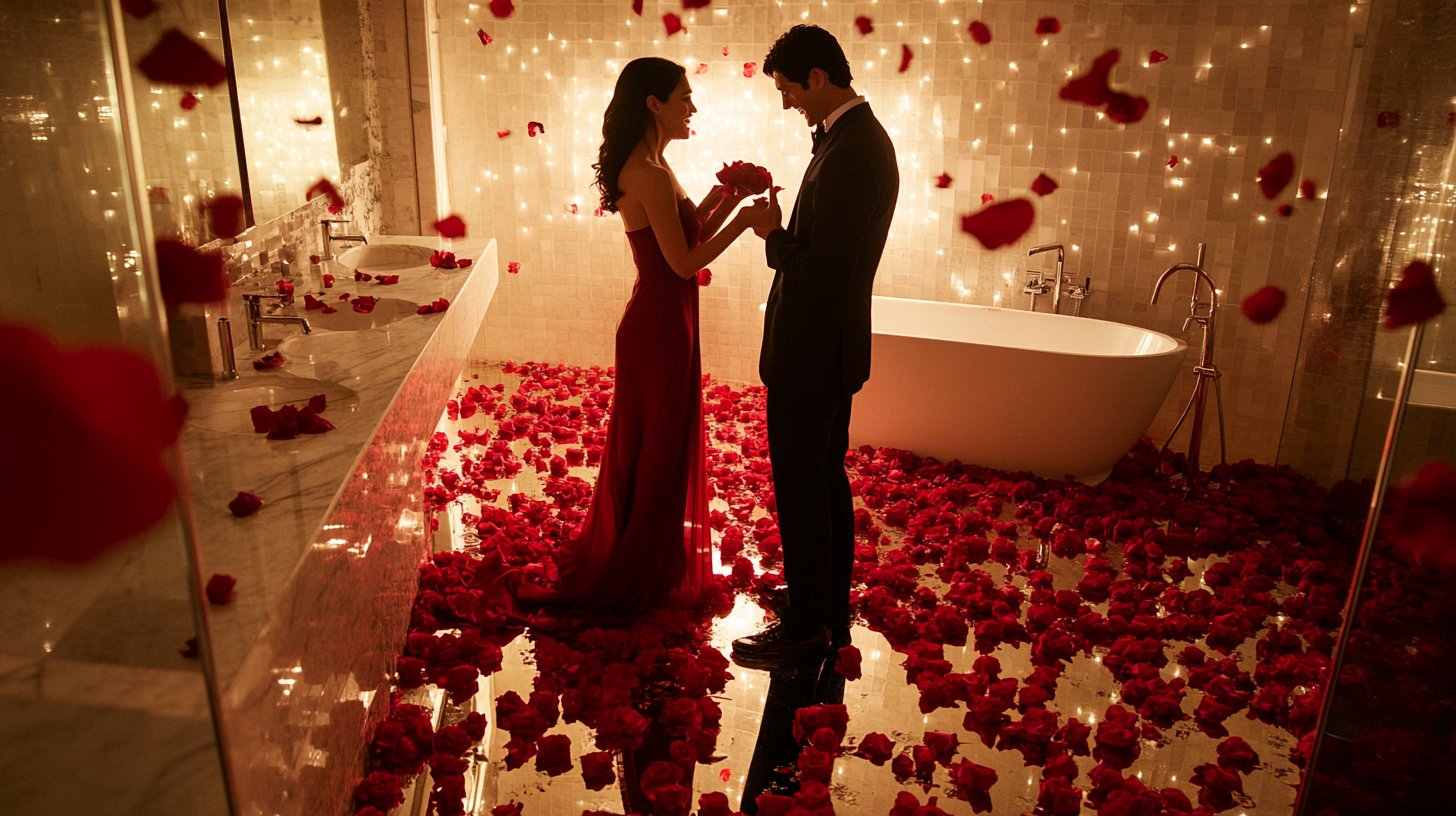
xmin=811 ymin=124 xmax=826 ymax=153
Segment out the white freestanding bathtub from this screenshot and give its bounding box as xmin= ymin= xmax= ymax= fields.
xmin=848 ymin=296 xmax=1188 ymax=483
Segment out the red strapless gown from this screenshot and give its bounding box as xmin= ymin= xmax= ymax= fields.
xmin=557 ymin=198 xmax=713 ymax=620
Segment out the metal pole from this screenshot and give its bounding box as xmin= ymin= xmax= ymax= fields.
xmin=1295 ymin=321 xmax=1426 ymax=816
xmin=216 ymin=0 xmax=254 ymax=228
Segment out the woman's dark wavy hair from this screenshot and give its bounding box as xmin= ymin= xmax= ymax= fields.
xmin=593 ymin=57 xmax=686 ymax=213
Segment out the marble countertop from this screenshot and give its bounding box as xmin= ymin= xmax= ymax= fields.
xmin=178 ymin=235 xmax=497 ymax=686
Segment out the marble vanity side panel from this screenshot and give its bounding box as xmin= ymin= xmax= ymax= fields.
xmin=223 ymin=243 xmax=498 ymax=816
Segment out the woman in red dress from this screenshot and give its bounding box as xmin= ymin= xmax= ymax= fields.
xmin=555 ymin=58 xmax=764 ymax=621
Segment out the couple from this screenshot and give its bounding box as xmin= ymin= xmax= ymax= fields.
xmin=561 ymin=25 xmax=898 ymax=669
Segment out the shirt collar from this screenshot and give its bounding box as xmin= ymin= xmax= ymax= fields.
xmin=822 ymin=96 xmax=867 ymax=133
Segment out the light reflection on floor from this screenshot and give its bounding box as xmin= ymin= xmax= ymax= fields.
xmin=425 ymin=362 xmax=1296 ymax=815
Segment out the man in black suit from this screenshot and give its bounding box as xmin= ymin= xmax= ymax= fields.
xmin=733 ymin=25 xmax=899 ymax=668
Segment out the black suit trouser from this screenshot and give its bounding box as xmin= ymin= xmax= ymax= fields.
xmin=766 ymin=386 xmax=854 ymax=639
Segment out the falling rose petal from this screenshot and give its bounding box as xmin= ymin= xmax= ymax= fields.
xmin=179 ymin=638 xmax=198 ymax=659
xmin=497 ymin=129 xmax=511 ymax=138
xmin=1299 ymin=179 xmax=1318 ymax=199
xmin=489 ymin=0 xmax=514 ymax=19
xmin=682 ymin=0 xmax=711 ymax=8
xmin=664 ymin=13 xmax=685 ymax=36
xmin=855 ymin=16 xmax=874 ymax=35
xmin=478 ymin=29 xmax=494 ymax=46
xmin=969 ymin=21 xmax=992 ymax=45
xmin=122 ymin=0 xmax=156 ymax=18
xmin=981 ymin=193 xmax=994 ymax=204
xmin=207 ymin=194 xmax=246 ymax=239
xmin=205 ymin=573 xmax=236 ymax=605
xmin=1240 ymin=286 xmax=1287 ymax=324
xmin=434 ymin=214 xmax=468 ymax=238
xmin=1060 ymin=49 xmax=1119 ymax=108
xmin=632 ymin=0 xmax=643 ymax=16
xmin=695 ymin=63 xmax=709 ymax=75
xmin=528 ymin=121 xmax=545 ymax=137
xmin=228 ymin=491 xmax=263 ymax=517
xmin=327 ymin=204 xmax=343 ymax=214
xmin=1167 ymin=155 xmax=1179 ymax=169
xmin=961 ymin=198 xmax=1035 ymax=250
xmin=697 ymin=268 xmax=712 ymax=286
xmin=508 ymin=261 xmax=521 ymax=274
xmin=898 ymin=44 xmax=913 ymax=73
xmin=1257 ymin=152 xmax=1295 ymax=199
xmin=155 ymin=238 xmax=228 ymax=306
xmin=293 ymin=116 xmax=323 ymax=126
xmin=1149 ymin=50 xmax=1169 ymax=64
xmin=138 ymin=29 xmax=228 ymax=87
xmin=305 ymin=177 xmax=345 ymax=209
xmin=1277 ymin=204 xmax=1295 ymax=217
xmin=1030 ymin=173 xmax=1058 ymax=196
xmin=722 ymin=47 xmax=729 ymax=57
xmin=1035 ymin=17 xmax=1061 ymax=36
xmin=1383 ymin=259 xmax=1446 ymax=330
xmin=1386 ymin=462 xmax=1456 ymax=565
xmin=1105 ymin=91 xmax=1150 ymax=124
xmin=0 ymin=324 xmax=186 ymax=563
xmin=180 ymin=92 xmax=199 ymax=110
xmin=743 ymin=62 xmax=756 ymax=78
xmin=935 ymin=173 xmax=953 ymax=189
xmin=1376 ymin=110 xmax=1400 ymax=128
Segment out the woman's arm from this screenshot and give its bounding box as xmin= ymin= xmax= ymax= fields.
xmin=699 ymin=186 xmax=750 ymax=243
xmin=624 ymin=164 xmax=760 ymax=280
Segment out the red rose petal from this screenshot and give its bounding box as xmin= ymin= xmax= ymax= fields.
xmin=1240 ymin=286 xmax=1286 ymax=324
xmin=1035 ymin=17 xmax=1061 ymax=36
xmin=1105 ymin=91 xmax=1150 ymax=124
xmin=228 ymin=491 xmax=263 ymax=517
xmin=207 ymin=194 xmax=246 ymax=239
xmin=1257 ymin=152 xmax=1295 ymax=199
xmin=935 ymin=173 xmax=953 ymax=189
xmin=122 ymin=0 xmax=156 ymax=18
xmin=1387 ymin=461 xmax=1456 ymax=565
xmin=1299 ymin=179 xmax=1318 ymax=199
xmin=1277 ymin=204 xmax=1295 ymax=217
xmin=697 ymin=268 xmax=712 ymax=286
xmin=508 ymin=262 xmax=521 ymax=274
xmin=855 ymin=16 xmax=874 ymax=36
xmin=497 ymin=129 xmax=512 ymax=138
xmin=969 ymin=21 xmax=992 ymax=45
xmin=155 ymin=238 xmax=228 ymax=306
xmin=981 ymin=193 xmax=994 ymax=204
xmin=695 ymin=63 xmax=710 ymax=75
xmin=1377 ymin=110 xmax=1400 ymax=128
xmin=489 ymin=0 xmax=514 ymax=19
xmin=434 ymin=214 xmax=468 ymax=238
xmin=1060 ymin=49 xmax=1119 ymax=108
xmin=743 ymin=62 xmax=756 ymax=78
xmin=180 ymin=92 xmax=199 ymax=110
xmin=138 ymin=29 xmax=228 ymax=88
xmin=306 ymin=177 xmax=345 ymax=209
xmin=1167 ymin=155 xmax=1179 ymax=169
xmin=1384 ymin=259 xmax=1446 ymax=330
xmin=477 ymin=29 xmax=494 ymax=46
xmin=528 ymin=121 xmax=545 ymax=137
xmin=293 ymin=116 xmax=323 ymax=126
xmin=682 ymin=0 xmax=711 ymax=8
xmin=961 ymin=198 xmax=1035 ymax=250
xmin=1149 ymin=50 xmax=1169 ymax=64
xmin=664 ymin=13 xmax=685 ymax=36
xmin=179 ymin=637 xmax=198 ymax=659
xmin=898 ymin=44 xmax=913 ymax=73
xmin=723 ymin=47 xmax=729 ymax=56
xmin=1031 ymin=173 xmax=1058 ymax=196
xmin=205 ymin=573 xmax=236 ymax=604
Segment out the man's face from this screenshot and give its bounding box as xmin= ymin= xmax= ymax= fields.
xmin=772 ymin=71 xmax=817 ymax=128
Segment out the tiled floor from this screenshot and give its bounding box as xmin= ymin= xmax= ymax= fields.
xmin=404 ymin=360 xmax=1315 ymax=816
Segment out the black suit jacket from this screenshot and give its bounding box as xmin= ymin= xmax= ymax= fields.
xmin=760 ymin=102 xmax=898 ymax=395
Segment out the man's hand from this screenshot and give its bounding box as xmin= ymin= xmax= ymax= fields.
xmin=743 ymin=184 xmax=783 ymax=238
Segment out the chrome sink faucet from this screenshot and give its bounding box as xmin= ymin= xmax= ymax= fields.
xmin=1026 ymin=243 xmax=1068 ymax=313
xmin=319 ymin=218 xmax=367 ymax=261
xmin=242 ymin=293 xmax=312 ymax=350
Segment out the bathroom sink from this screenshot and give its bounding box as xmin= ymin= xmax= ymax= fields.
xmin=336 ymin=244 xmax=435 ymax=272
xmin=287 ymin=297 xmax=420 ymax=332
xmin=186 ymin=374 xmax=358 ymax=434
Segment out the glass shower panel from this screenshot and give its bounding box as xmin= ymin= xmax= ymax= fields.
xmin=0 ymin=2 xmax=230 ymax=813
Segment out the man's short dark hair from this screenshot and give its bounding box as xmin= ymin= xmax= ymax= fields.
xmin=762 ymin=25 xmax=853 ymax=89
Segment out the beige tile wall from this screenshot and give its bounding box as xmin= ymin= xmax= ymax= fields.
xmin=437 ymin=0 xmax=1372 ymax=467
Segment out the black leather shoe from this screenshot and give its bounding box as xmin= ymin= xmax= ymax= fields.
xmin=756 ymin=585 xmax=788 ymax=616
xmin=731 ymin=625 xmax=830 ymax=670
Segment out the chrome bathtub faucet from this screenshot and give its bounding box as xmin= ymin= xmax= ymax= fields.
xmin=1065 ymin=277 xmax=1093 ymax=316
xmin=242 ymin=293 xmax=311 ymax=351
xmin=319 ymin=218 xmax=367 ymax=261
xmin=1149 ymin=242 xmax=1227 ymax=488
xmin=1026 ymin=243 xmax=1068 ymax=313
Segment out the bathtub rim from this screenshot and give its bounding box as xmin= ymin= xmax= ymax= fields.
xmin=870 ymin=295 xmax=1189 ymax=361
